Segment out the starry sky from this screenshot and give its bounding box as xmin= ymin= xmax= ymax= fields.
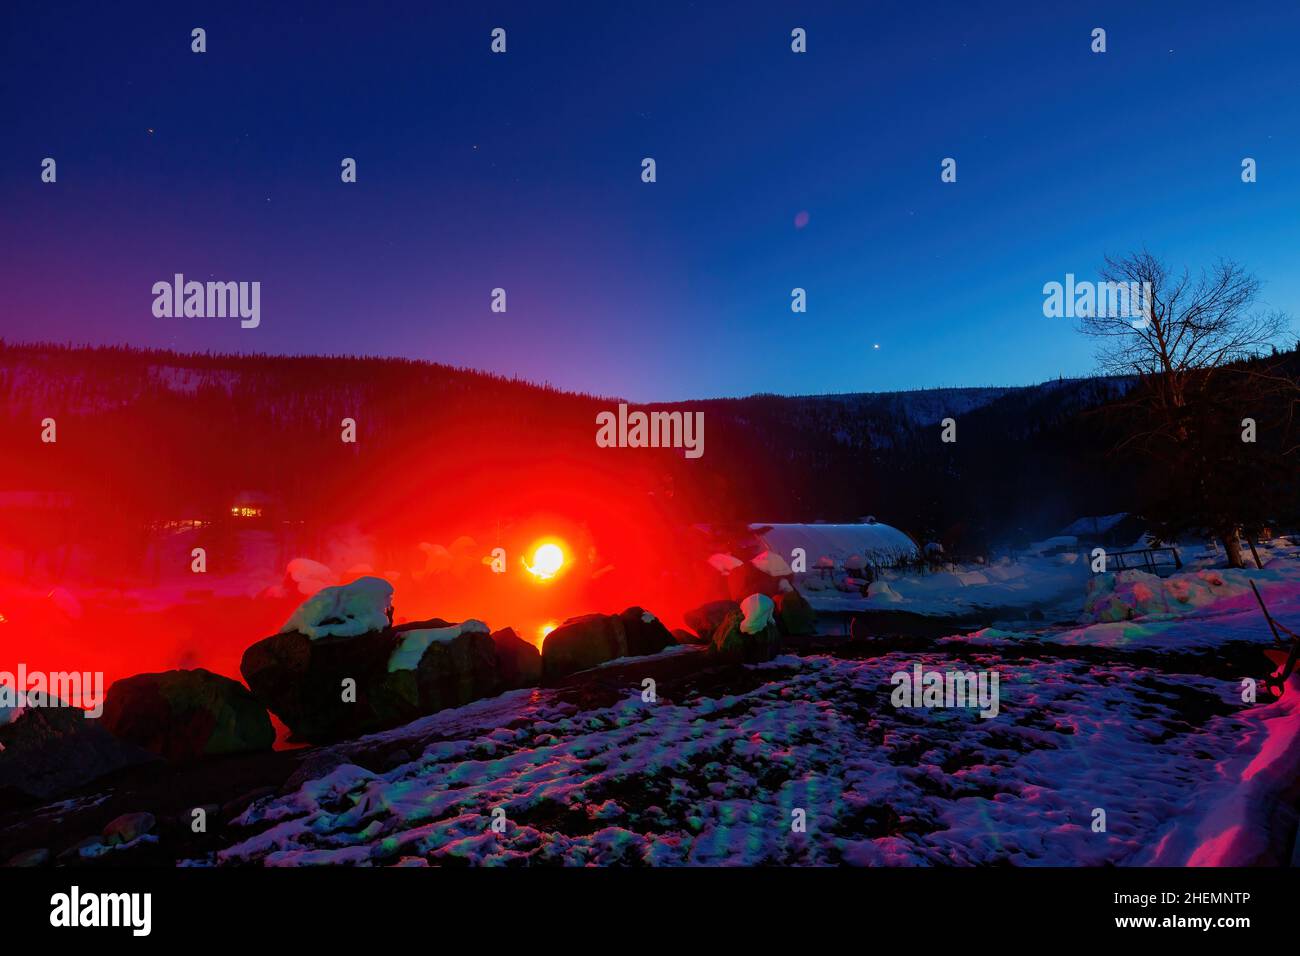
xmin=3 ymin=1 xmax=1299 ymax=401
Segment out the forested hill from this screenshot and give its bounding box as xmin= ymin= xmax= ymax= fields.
xmin=0 ymin=341 xmax=1140 ymax=554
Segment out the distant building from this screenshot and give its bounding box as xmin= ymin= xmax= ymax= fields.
xmin=1057 ymin=513 xmax=1148 ymax=548
xmin=230 ymin=490 xmax=275 ymax=521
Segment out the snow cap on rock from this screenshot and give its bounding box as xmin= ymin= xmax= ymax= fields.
xmin=707 ymin=553 xmax=744 ymax=575
xmin=388 ymin=620 xmax=490 ymax=672
xmin=279 ymin=576 xmax=394 ymax=639
xmin=751 ymin=550 xmax=792 ymax=577
xmin=739 ymin=593 xmax=775 ymax=635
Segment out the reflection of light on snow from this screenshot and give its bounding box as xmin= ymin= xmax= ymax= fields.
xmin=525 ymin=543 xmax=565 ymax=581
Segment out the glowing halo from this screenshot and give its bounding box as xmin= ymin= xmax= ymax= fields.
xmin=525 ymin=542 xmax=565 ymax=580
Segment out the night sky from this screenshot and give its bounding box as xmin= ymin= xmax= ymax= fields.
xmin=3 ymin=1 xmax=1299 ymax=401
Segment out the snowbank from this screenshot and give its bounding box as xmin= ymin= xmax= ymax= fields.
xmin=946 ymin=551 xmax=1300 ymax=654
xmin=1082 ymin=565 xmax=1290 ymax=624
xmin=1138 ymin=675 xmax=1300 ymax=866
xmin=805 ymin=552 xmax=1090 ymax=619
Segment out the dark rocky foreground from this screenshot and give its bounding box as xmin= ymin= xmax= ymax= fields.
xmin=0 ymin=578 xmax=795 ymax=865
xmin=7 ymin=623 xmax=1291 ymax=867
xmin=9 ymin=564 xmax=1295 ymax=868
xmin=0 ymin=646 xmax=742 ymax=866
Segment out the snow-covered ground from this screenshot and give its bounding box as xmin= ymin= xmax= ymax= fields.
xmin=198 ymin=542 xmax=1300 ymax=867
xmin=805 ymin=537 xmax=1300 ymax=625
xmin=204 ymin=652 xmax=1296 ymax=867
xmin=801 ymin=552 xmax=1092 ymax=621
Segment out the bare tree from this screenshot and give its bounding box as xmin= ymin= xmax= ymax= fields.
xmin=1080 ymin=252 xmax=1293 ymax=567
xmin=1082 ymin=252 xmax=1286 ymax=411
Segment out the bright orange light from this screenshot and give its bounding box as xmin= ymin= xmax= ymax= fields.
xmin=537 ymin=620 xmax=558 ymax=644
xmin=525 ymin=542 xmax=565 ymax=580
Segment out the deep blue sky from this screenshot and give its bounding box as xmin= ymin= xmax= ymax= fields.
xmin=3 ymin=1 xmax=1298 ymax=401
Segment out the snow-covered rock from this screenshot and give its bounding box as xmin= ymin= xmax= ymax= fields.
xmin=739 ymin=593 xmax=775 ymax=634
xmin=390 ymin=620 xmax=489 ymax=672
xmin=706 ymin=553 xmax=743 ymax=575
xmin=541 ymin=607 xmax=676 ymax=681
xmin=243 ymin=610 xmax=502 ymax=743
xmin=711 ymin=599 xmax=780 ymax=663
xmin=750 ymin=550 xmax=792 ymax=577
xmin=1081 ymin=568 xmax=1259 ymax=624
xmin=278 ymin=576 xmax=394 ymax=639
xmin=683 ymin=600 xmax=740 ymax=641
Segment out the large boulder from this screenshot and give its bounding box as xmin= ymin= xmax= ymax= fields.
xmin=278 ymin=575 xmax=394 ymax=638
xmin=242 ymin=617 xmax=499 ymax=743
xmin=684 ymin=600 xmax=740 ymax=642
xmin=101 ymin=668 xmax=274 ymax=761
xmin=541 ymin=614 xmax=624 ymax=682
xmin=0 ymin=693 xmax=157 ymax=803
xmin=241 ymin=628 xmax=394 ymax=742
xmin=392 ymin=619 xmax=500 ymax=714
xmin=619 ymin=607 xmax=676 ymax=656
xmin=541 ymin=607 xmax=675 ymax=682
xmin=491 ymin=627 xmax=541 ymax=690
xmin=711 ymin=594 xmax=781 ymax=663
xmin=775 ymin=589 xmax=817 ymax=637
xmin=241 ymin=579 xmax=501 ymax=742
